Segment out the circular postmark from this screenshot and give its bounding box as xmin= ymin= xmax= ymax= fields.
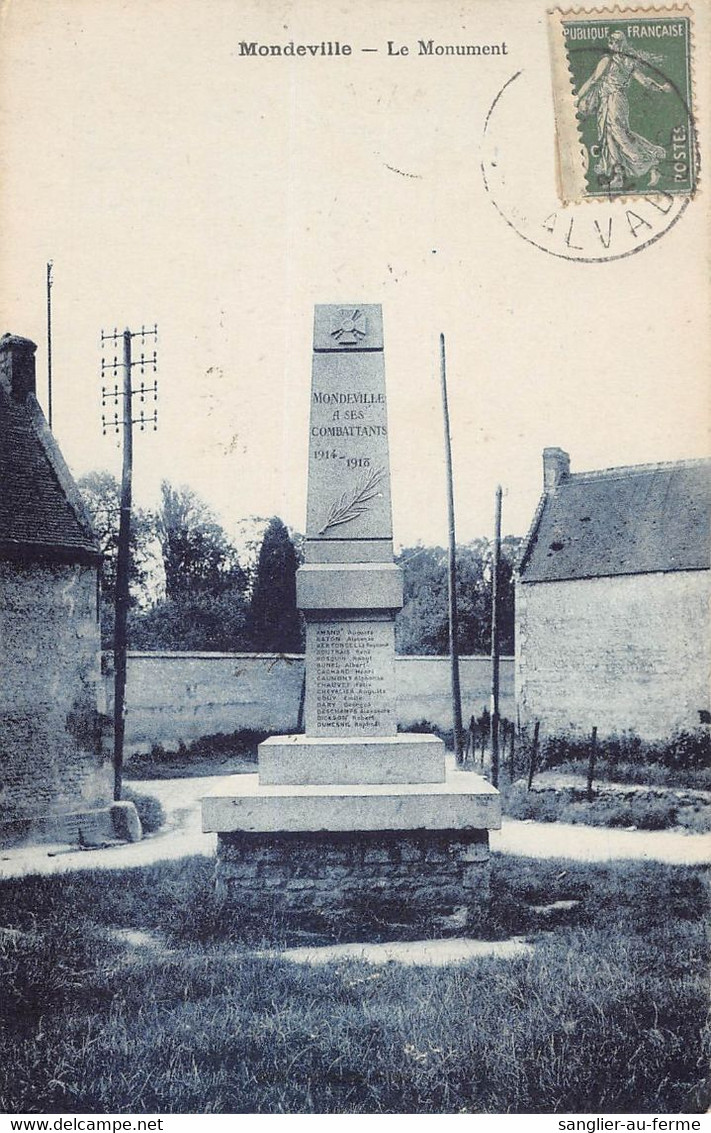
xmin=481 ymin=67 xmax=697 ymax=263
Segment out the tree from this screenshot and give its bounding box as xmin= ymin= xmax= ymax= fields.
xmin=156 ymin=481 xmax=247 ymax=600
xmin=77 ymin=470 xmax=155 ymax=647
xmin=128 ymin=590 xmax=250 ymax=652
xmin=129 ymin=481 xmax=251 ymax=651
xmin=249 ymin=517 xmax=302 ymax=653
xmin=395 ymin=537 xmax=521 ymax=656
xmin=395 ymin=545 xmax=450 ymax=655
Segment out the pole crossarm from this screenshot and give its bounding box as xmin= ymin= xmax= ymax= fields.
xmin=101 ymin=324 xmax=158 ymax=343
xmin=101 ymin=354 xmax=158 ymax=375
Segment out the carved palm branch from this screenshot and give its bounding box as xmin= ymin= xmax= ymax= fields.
xmin=318 ymin=466 xmax=385 ymax=535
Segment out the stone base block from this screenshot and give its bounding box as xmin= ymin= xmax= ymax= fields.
xmin=110 ymin=801 xmax=143 ymax=843
xmin=0 ymin=802 xmax=143 ymax=848
xmin=215 ymin=828 xmax=491 ymax=922
xmin=202 ymin=769 xmax=500 ymax=834
xmin=297 ymin=562 xmax=403 ymax=611
xmin=258 ymin=733 xmax=446 ymax=785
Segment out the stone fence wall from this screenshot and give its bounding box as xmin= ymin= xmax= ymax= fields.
xmin=106 ymin=652 xmax=515 ymax=756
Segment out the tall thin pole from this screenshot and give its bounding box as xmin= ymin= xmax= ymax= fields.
xmin=46 ymin=262 xmax=53 ymax=429
xmin=439 ymin=333 xmax=464 ymax=762
xmin=113 ymin=329 xmax=133 ymax=801
xmin=490 ymin=484 xmax=502 ymax=787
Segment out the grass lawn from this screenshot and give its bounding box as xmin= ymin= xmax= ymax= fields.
xmin=501 ymin=780 xmax=711 ymax=834
xmin=1 ymin=854 xmax=708 ymax=1114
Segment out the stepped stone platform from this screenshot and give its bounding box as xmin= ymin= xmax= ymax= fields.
xmin=203 ymin=752 xmax=499 ymax=919
xmin=203 ymin=760 xmax=499 ymax=833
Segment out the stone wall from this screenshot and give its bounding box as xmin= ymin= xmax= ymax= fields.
xmin=397 ymin=655 xmax=515 ymax=729
xmin=111 ymin=652 xmax=515 ymax=755
xmin=0 ymin=560 xmax=112 ymax=831
xmin=216 ymin=828 xmax=491 ymax=921
xmin=516 ymin=569 xmax=710 ymax=740
xmin=115 ymin=652 xmax=305 ymax=754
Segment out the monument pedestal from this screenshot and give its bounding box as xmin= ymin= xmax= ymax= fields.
xmin=204 ymin=732 xmax=500 ymax=924
xmin=204 ymin=761 xmax=499 ymax=923
xmin=202 ymin=304 xmax=500 ymax=925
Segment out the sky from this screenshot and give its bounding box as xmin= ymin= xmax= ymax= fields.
xmin=1 ymin=0 xmax=708 ymax=550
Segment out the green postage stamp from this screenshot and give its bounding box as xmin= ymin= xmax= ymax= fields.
xmin=548 ymin=6 xmax=697 ymax=202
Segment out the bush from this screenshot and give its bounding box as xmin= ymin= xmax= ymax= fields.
xmin=502 ymin=784 xmax=562 ymax=823
xmin=126 ymin=729 xmax=267 ymax=779
xmin=398 ymin=720 xmax=453 ymax=749
xmin=531 ymin=729 xmax=711 ymax=784
xmin=662 ymin=730 xmax=711 ymax=773
xmin=185 ymin=729 xmax=268 ymax=759
xmin=121 ymin=787 xmax=165 ymax=834
xmin=500 ymin=782 xmax=709 ymax=833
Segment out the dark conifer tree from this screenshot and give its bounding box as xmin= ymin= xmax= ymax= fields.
xmin=249 ymin=517 xmax=302 ymax=653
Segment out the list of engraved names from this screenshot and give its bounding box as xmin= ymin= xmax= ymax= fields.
xmin=314 ymin=622 xmax=394 ymax=734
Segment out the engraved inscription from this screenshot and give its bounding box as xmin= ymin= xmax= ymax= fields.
xmin=305 ymin=352 xmax=393 ymax=542
xmin=308 ymin=621 xmax=395 ymax=735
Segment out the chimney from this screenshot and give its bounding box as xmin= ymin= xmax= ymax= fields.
xmin=543 ymin=447 xmax=570 ymax=491
xmin=0 ymin=334 xmax=37 ymax=403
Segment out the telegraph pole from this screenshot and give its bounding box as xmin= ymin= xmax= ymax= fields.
xmin=101 ymin=325 xmax=158 ymax=800
xmin=490 ymin=484 xmax=503 ymax=787
xmin=439 ymin=332 xmax=464 ymax=762
xmin=46 ymin=262 xmax=53 ymax=429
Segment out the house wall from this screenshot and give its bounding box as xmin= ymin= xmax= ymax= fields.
xmin=516 ymin=570 xmax=710 ymax=740
xmin=0 ymin=559 xmax=111 ymax=830
xmin=109 ymin=652 xmax=515 ymax=755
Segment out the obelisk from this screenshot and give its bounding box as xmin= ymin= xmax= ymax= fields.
xmin=260 ymin=303 xmax=444 ymax=783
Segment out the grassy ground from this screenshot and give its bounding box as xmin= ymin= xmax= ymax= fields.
xmin=502 ymin=780 xmax=711 ymax=834
xmin=1 ymin=854 xmax=708 ymax=1114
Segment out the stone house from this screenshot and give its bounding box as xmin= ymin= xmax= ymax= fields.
xmin=516 ymin=447 xmax=710 ymax=741
xmin=0 ymin=333 xmax=113 ymax=841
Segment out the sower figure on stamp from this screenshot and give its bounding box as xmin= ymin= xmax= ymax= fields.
xmin=577 ymin=30 xmax=672 ymax=191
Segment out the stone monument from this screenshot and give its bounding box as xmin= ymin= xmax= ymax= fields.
xmin=202 ymin=305 xmax=500 ymax=922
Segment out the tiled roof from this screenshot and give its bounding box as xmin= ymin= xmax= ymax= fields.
xmin=0 ymin=382 xmax=99 ymax=560
xmin=519 ymin=459 xmax=710 ymax=583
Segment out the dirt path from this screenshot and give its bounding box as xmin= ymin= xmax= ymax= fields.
xmin=491 ymin=817 xmax=709 ymax=865
xmin=0 ymin=773 xmax=708 ymax=879
xmin=0 ymin=776 xmax=220 ymax=879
